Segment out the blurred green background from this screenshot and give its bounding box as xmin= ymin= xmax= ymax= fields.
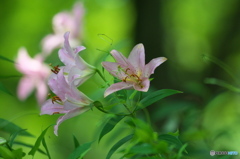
xmin=1 ymin=0 xmax=240 ymax=158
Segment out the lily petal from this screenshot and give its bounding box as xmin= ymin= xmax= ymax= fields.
xmin=17 ymin=76 xmax=35 ymax=101
xmin=36 ymin=80 xmax=48 ymax=104
xmin=133 ymin=78 xmax=150 ymax=92
xmin=54 ymin=106 xmax=90 ymax=136
xmin=128 ymin=43 xmax=145 ymax=72
xmin=144 ymin=57 xmax=167 ymax=77
xmin=102 ymin=62 xmax=126 ymax=79
xmin=104 ymin=82 xmax=132 ymax=97
xmin=110 ymin=50 xmax=133 ymax=70
xmin=40 ymin=100 xmax=67 ymax=115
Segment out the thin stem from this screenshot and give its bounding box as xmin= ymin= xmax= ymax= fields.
xmin=142 ymin=108 xmax=151 ymax=126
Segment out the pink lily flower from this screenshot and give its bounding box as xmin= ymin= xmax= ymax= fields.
xmin=102 ymin=44 xmax=167 ymax=97
xmin=41 ymin=2 xmax=84 ymax=55
xmin=15 ymin=48 xmax=50 ymax=104
xmin=58 ymin=32 xmax=96 ymax=86
xmin=41 ymin=68 xmax=93 ymax=136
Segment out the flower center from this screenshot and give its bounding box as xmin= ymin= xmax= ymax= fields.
xmin=122 ymin=68 xmax=142 ymax=84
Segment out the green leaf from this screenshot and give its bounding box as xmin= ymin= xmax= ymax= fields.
xmin=0 ymin=137 xmax=7 ymax=145
xmin=0 ymin=146 xmax=15 ymax=159
xmin=128 ymin=143 xmax=158 ymax=154
xmin=106 ymin=134 xmax=133 ymax=159
xmin=12 ymin=148 xmax=24 ymax=159
xmin=129 ymin=90 xmax=138 ymax=100
xmin=158 ymin=134 xmax=184 ymax=150
xmin=72 ymin=135 xmax=80 ymax=148
xmin=99 ymin=115 xmax=125 ymax=142
xmin=137 ymin=89 xmax=182 ymax=110
xmin=9 ymin=129 xmax=28 ymax=147
xmin=67 ymin=141 xmax=93 ymax=159
xmin=204 ymin=78 xmax=240 ymax=93
xmin=14 ymin=141 xmax=46 ymax=155
xmin=0 ymin=55 xmax=15 ymax=63
xmin=28 ymin=125 xmax=53 ymax=157
xmin=0 ymin=75 xmax=21 ymax=79
xmin=0 ymin=118 xmax=33 ymax=137
xmin=176 ymin=143 xmax=188 ymax=159
xmin=0 ymin=82 xmax=12 ymax=96
xmin=42 ymin=137 xmax=51 ymax=159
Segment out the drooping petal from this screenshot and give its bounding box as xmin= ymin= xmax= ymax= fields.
xmin=17 ymin=76 xmax=35 ymax=101
xmin=63 ymin=32 xmax=74 ymax=57
xmin=133 ymin=78 xmax=150 ymax=92
xmin=36 ymin=80 xmax=48 ymax=104
xmin=67 ymin=85 xmax=93 ymax=105
xmin=104 ymin=82 xmax=133 ymax=97
xmin=54 ymin=106 xmax=90 ymax=136
xmin=102 ymin=62 xmax=126 ymax=80
xmin=144 ymin=57 xmax=167 ymax=78
xmin=128 ymin=43 xmax=145 ymax=72
xmin=40 ymin=100 xmax=67 ymax=115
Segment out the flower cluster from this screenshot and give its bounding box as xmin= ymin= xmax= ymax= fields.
xmin=41 ymin=32 xmax=96 ymax=136
xmin=15 ymin=3 xmax=167 ymax=136
xmin=15 ymin=2 xmax=84 ymax=104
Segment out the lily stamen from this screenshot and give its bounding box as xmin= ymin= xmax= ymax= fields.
xmin=49 ymin=63 xmax=60 ymax=74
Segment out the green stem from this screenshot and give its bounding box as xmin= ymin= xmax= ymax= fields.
xmin=142 ymin=108 xmax=151 ymax=126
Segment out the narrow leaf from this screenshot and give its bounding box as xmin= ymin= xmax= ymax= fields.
xmin=72 ymin=135 xmax=80 ymax=148
xmin=0 ymin=55 xmax=15 ymax=63
xmin=99 ymin=115 xmax=125 ymax=142
xmin=204 ymin=78 xmax=240 ymax=93
xmin=0 ymin=146 xmax=15 ymax=159
xmin=158 ymin=134 xmax=183 ymax=150
xmin=0 ymin=118 xmax=33 ymax=137
xmin=42 ymin=137 xmax=51 ymax=159
xmin=67 ymin=141 xmax=93 ymax=159
xmin=14 ymin=141 xmax=47 ymax=155
xmin=0 ymin=82 xmax=12 ymax=96
xmin=28 ymin=125 xmax=53 ymax=156
xmin=9 ymin=129 xmax=28 ymax=147
xmin=137 ymin=89 xmax=182 ymax=110
xmin=106 ymin=134 xmax=133 ymax=159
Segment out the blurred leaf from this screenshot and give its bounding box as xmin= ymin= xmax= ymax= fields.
xmin=0 ymin=82 xmax=12 ymax=96
xmin=14 ymin=141 xmax=46 ymax=155
xmin=106 ymin=134 xmax=133 ymax=159
xmin=72 ymin=135 xmax=80 ymax=148
xmin=158 ymin=134 xmax=185 ymax=152
xmin=12 ymin=148 xmax=24 ymax=159
xmin=176 ymin=143 xmax=188 ymax=159
xmin=0 ymin=146 xmax=15 ymax=159
xmin=204 ymin=78 xmax=240 ymax=93
xmin=99 ymin=115 xmax=125 ymax=142
xmin=9 ymin=129 xmax=28 ymax=147
xmin=0 ymin=118 xmax=33 ymax=137
xmin=42 ymin=137 xmax=51 ymax=159
xmin=67 ymin=141 xmax=93 ymax=159
xmin=0 ymin=75 xmax=21 ymax=79
xmin=0 ymin=137 xmax=7 ymax=145
xmin=0 ymin=55 xmax=15 ymax=64
xmin=129 ymin=90 xmax=138 ymax=100
xmin=127 ymin=143 xmax=158 ymax=154
xmin=137 ymin=89 xmax=182 ymax=110
xmin=28 ymin=125 xmax=53 ymax=157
